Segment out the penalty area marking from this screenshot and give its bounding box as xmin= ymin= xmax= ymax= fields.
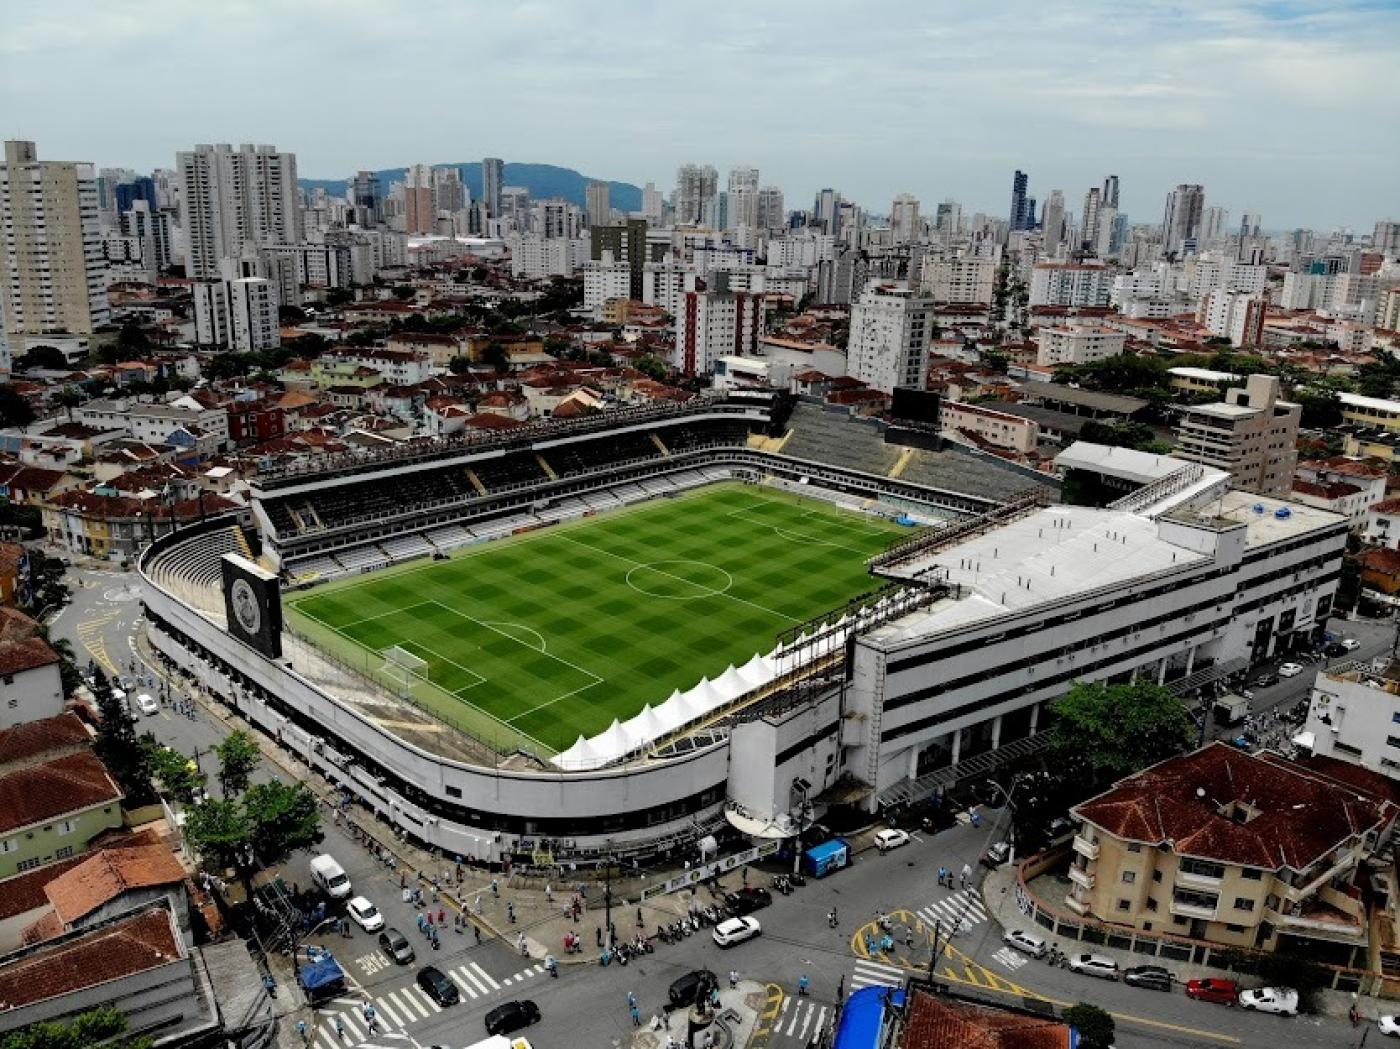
xmin=482 ymin=621 xmax=548 ymax=652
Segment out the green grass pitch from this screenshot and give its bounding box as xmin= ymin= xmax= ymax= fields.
xmin=284 ymin=483 xmax=908 ymax=756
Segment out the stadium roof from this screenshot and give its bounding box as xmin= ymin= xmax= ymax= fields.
xmin=1015 ymin=380 xmax=1149 ymax=416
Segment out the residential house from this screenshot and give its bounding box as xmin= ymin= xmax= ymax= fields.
xmin=0 ymin=611 xmax=63 ymax=727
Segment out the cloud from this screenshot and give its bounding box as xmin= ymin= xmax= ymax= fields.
xmin=1 ymin=0 xmax=1395 ymax=229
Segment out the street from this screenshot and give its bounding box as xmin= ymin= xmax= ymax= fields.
xmin=51 ymin=566 xmax=1398 ymax=1049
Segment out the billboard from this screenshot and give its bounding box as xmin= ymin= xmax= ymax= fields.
xmin=221 ymin=553 xmax=283 ymax=660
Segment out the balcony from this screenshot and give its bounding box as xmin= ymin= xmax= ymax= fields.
xmin=1064 ymin=891 xmax=1092 ymax=916
xmin=1175 ymin=868 xmax=1224 ymax=892
xmin=1264 ymin=902 xmax=1367 ymax=944
xmin=1068 ymin=864 xmax=1096 ymax=890
xmin=1072 ymin=834 xmax=1100 ymax=861
xmin=1169 ymin=896 xmax=1219 ymax=921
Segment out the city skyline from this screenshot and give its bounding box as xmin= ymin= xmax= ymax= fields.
xmin=3 ymin=0 xmax=1396 ymax=230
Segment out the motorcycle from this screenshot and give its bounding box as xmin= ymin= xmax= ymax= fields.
xmin=790 ymin=872 xmax=806 ymax=887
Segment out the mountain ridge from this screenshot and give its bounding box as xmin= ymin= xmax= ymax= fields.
xmin=299 ymin=162 xmax=642 ymax=213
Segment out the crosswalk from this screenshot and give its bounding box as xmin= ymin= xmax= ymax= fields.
xmin=913 ymin=888 xmax=988 ymax=936
xmin=990 ymin=946 xmax=1030 ymax=972
xmin=850 ymin=958 xmax=904 ymax=991
xmin=772 ymin=995 xmax=829 ymax=1044
xmin=312 ymin=959 xmax=543 ymax=1049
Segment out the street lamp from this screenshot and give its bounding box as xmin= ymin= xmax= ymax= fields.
xmin=602 ymin=839 xmax=615 ymax=950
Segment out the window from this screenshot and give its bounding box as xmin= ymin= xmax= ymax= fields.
xmin=55 ymin=820 xmax=76 ymax=837
xmin=15 ymin=857 xmax=40 ymax=873
xmin=1241 ymin=868 xmax=1263 ymax=881
xmin=1180 ymin=858 xmax=1226 ymax=879
xmin=1173 ymin=915 xmax=1187 ymax=926
xmin=1146 ymin=897 xmax=1158 ymax=912
xmin=1173 ymin=888 xmax=1219 ymax=911
xmin=1225 ymin=923 xmax=1246 ymax=933
xmin=444 ymin=785 xmax=462 ymax=799
xmin=1127 ymin=842 xmax=1142 ymax=853
xmin=1152 ymin=870 xmax=1163 ymax=883
xmin=1234 ymin=897 xmax=1255 ymax=911
xmin=1117 ymin=899 xmax=1132 ymax=912
xmin=54 ymin=846 xmax=73 ymax=859
xmin=1392 ymin=711 xmax=1400 ymax=725
xmin=0 ymin=839 xmax=13 ymax=854
xmin=1122 ymin=871 xmax=1137 ymax=884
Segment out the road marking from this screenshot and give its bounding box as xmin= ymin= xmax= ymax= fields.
xmin=400 ymin=990 xmax=429 ymax=1019
xmin=386 ymin=991 xmax=415 ymax=1021
xmin=470 ymin=961 xmax=501 ymax=990
xmin=449 ymin=970 xmax=476 ymax=998
xmin=414 ymin=986 xmax=441 ymax=1013
xmin=991 ymin=947 xmax=1030 ymax=971
xmin=375 ymin=996 xmax=404 ymax=1026
xmin=458 ymin=965 xmax=492 ymax=996
xmin=850 ymin=958 xmax=904 ymax=989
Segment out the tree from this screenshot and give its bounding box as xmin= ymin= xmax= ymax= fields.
xmin=1053 ymin=354 xmax=1169 ymax=397
xmin=0 ymin=1005 xmax=152 ymax=1049
xmin=278 ymin=304 xmax=308 ymax=325
xmin=325 ymin=287 xmax=354 ymax=307
xmin=391 ymin=285 xmax=416 ymax=301
xmin=1047 ymin=680 xmax=1194 ymax=787
xmin=1079 ymin=419 xmax=1162 ymax=452
xmin=1062 ymin=1003 xmax=1114 ymax=1049
xmin=43 ymin=634 xmax=83 ymax=698
xmin=0 ymin=384 xmax=36 ymax=428
xmin=447 ymin=355 xmax=473 ymax=375
xmin=16 ymin=345 xmax=68 ymax=371
xmin=90 ymin=668 xmax=154 ymax=805
xmin=146 ymin=741 xmax=206 ymax=804
xmin=116 ymin=320 xmax=150 ymax=355
xmin=214 ymin=730 xmax=260 ymax=798
xmin=53 ymin=386 xmax=85 ymax=421
xmin=1294 ymin=389 xmax=1342 ymax=429
xmin=482 ymin=342 xmax=511 ymax=374
xmin=635 ymin=355 xmax=669 ymax=382
xmin=184 ymin=778 xmax=321 ymax=895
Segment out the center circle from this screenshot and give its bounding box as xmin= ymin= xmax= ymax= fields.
xmin=625 ymin=560 xmax=734 ymax=600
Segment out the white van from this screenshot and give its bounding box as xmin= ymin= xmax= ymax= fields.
xmin=464 ymin=1037 xmax=533 ymax=1049
xmin=309 ymin=854 xmax=351 ymax=898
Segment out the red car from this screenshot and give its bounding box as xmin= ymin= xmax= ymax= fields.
xmin=1186 ymin=978 xmax=1240 ymax=1005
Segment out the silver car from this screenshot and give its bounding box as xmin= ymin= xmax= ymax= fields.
xmin=1068 ymin=953 xmax=1120 ymax=980
xmin=1002 ymin=929 xmax=1047 ymax=958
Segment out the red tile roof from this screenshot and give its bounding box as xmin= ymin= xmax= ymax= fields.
xmin=0 ymin=907 xmax=182 ymax=1008
xmin=1291 ymin=479 xmax=1362 ymax=501
xmin=44 ymin=844 xmax=186 ymax=925
xmin=899 ymin=990 xmax=1070 ymax=1049
xmin=0 ymin=636 xmax=59 ymax=679
xmin=0 ymin=751 xmax=122 ymax=835
xmin=0 ymin=856 xmax=89 ymax=921
xmin=1073 ymin=742 xmax=1394 ymax=871
xmin=0 ymin=714 xmax=90 ymax=768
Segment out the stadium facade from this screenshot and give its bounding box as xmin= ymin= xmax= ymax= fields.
xmin=139 ymin=396 xmax=1346 ymax=863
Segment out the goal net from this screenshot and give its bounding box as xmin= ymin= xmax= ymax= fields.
xmin=380 ymin=645 xmax=428 ymax=693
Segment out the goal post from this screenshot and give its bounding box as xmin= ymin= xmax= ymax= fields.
xmin=380 ymin=645 xmax=428 ymax=694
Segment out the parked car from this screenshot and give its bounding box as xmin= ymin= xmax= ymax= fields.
xmin=1238 ymin=987 xmax=1298 ymax=1016
xmin=1067 ymin=953 xmax=1120 ymax=981
xmin=1254 ymin=671 xmax=1280 ymax=687
xmin=378 ymin=928 xmax=415 ymax=965
xmin=416 ymin=965 xmax=460 ymax=1006
xmin=874 ymin=829 xmax=910 ymax=853
xmin=1278 ymin=662 xmax=1304 ymax=678
xmin=136 ymin=693 xmax=160 ymax=716
xmin=1324 ymin=642 xmax=1347 ymax=658
xmin=1341 ymin=637 xmax=1361 ymax=651
xmin=1185 ymin=977 xmax=1239 ymax=1004
xmin=1001 ymin=929 xmax=1047 ymax=958
xmin=668 ymin=970 xmax=717 ymax=1008
xmin=1123 ymin=964 xmax=1173 ymax=991
xmin=724 ymin=887 xmax=772 ymax=915
xmin=713 ymin=916 xmax=761 ymax=947
xmin=1378 ymin=1014 xmax=1400 ymax=1037
xmin=346 ymin=896 xmax=384 ymax=932
xmin=980 ymin=842 xmax=1012 ymax=869
xmin=485 ymin=1000 xmax=540 ymax=1036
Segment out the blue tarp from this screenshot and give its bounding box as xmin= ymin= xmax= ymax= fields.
xmin=833 ymin=985 xmax=903 ymax=1049
xmin=297 ymin=955 xmax=345 ymax=993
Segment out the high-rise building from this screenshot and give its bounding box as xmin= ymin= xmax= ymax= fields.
xmin=585 ymin=181 xmax=611 ymax=227
xmin=673 ymin=164 xmax=717 ymax=226
xmin=482 ymin=157 xmax=504 ymax=218
xmin=1175 ymin=374 xmax=1299 ymax=496
xmin=934 ymin=200 xmax=962 ymax=235
xmin=813 ymin=188 xmax=843 ymax=236
xmin=114 ymin=177 xmax=156 ymax=214
xmin=193 ymin=256 xmax=279 ymax=351
xmin=890 ymin=194 xmax=921 ymax=243
xmin=1375 ymin=220 xmax=1400 ymax=255
xmin=1200 ymin=206 xmax=1230 ymax=246
xmin=1080 ymin=188 xmax=1102 ymax=253
xmin=1198 ymin=289 xmax=1267 ymax=348
xmin=1008 ymin=170 xmax=1031 ymax=231
xmin=727 ymin=167 xmax=759 ymax=230
xmin=402 ymin=164 xmax=435 ymax=235
xmin=1040 ymin=191 xmax=1065 ymax=252
xmin=756 ymin=186 xmax=785 ymax=230
xmin=590 ymin=218 xmax=649 ymax=301
xmin=1162 ymin=183 xmax=1205 ymax=256
xmin=846 ymin=282 xmax=935 ymax=393
xmin=0 ymin=140 xmax=109 ymax=358
xmin=674 ymin=283 xmax=764 ymax=375
xmin=640 ymin=182 xmax=664 ymax=223
xmin=119 ymin=200 xmax=173 ymax=273
xmin=1240 ymin=213 xmax=1263 ymax=239
xmin=350 ymin=170 xmax=383 ymax=227
xmin=177 ymin=143 xmax=300 ymax=278
xmin=1101 ymin=175 xmax=1119 ymax=210
xmin=432 ymin=167 xmax=466 ymax=215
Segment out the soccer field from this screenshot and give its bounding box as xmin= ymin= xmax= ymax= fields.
xmin=284 ymin=484 xmax=908 ymax=755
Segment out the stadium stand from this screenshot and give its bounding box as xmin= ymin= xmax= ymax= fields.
xmin=779 ymin=403 xmax=903 ymax=475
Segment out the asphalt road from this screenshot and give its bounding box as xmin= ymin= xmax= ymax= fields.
xmin=51 ymin=568 xmax=1400 ymax=1048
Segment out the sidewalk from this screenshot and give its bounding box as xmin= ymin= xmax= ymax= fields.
xmin=629 ymin=982 xmax=762 ymax=1049
xmin=980 ymin=862 xmax=1384 ymax=1023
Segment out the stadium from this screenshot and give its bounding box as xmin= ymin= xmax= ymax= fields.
xmin=139 ymin=394 xmax=1347 ymax=865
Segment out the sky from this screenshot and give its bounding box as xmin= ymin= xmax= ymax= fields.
xmin=3 ymin=0 xmax=1397 ymax=232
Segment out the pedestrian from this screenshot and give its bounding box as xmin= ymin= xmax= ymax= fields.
xmin=905 ymin=929 xmax=914 ymax=949
xmin=474 ymin=923 xmax=481 ymax=943
xmin=335 ymin=1016 xmax=345 ymax=1040
xmin=491 ymin=878 xmax=499 ymax=897
xmin=296 ymin=1020 xmax=308 ymax=1044
xmin=596 ymin=925 xmax=603 ymax=948
xmin=545 ymin=883 xmax=553 ymax=902
xmin=630 ymin=1003 xmax=641 ymax=1027
xmin=937 ymin=865 xmax=947 ymax=887
xmin=798 ymin=973 xmax=809 ymax=996
xmin=636 ymin=906 xmax=644 ymax=928
xmin=961 ymin=862 xmax=972 ymax=888
xmin=400 ymin=870 xmax=407 ymax=889
xmin=426 ymin=911 xmax=434 ymax=929
xmin=729 ymin=968 xmax=738 ymax=988
xmin=438 ymin=908 xmax=446 ymax=926
xmin=742 ymin=865 xmax=749 ymax=886
xmin=507 ymin=901 xmax=516 ymax=923
xmin=627 ymin=990 xmax=637 ymax=1012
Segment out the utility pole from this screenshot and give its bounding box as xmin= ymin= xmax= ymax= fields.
xmin=602 ymin=840 xmax=614 ymax=950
